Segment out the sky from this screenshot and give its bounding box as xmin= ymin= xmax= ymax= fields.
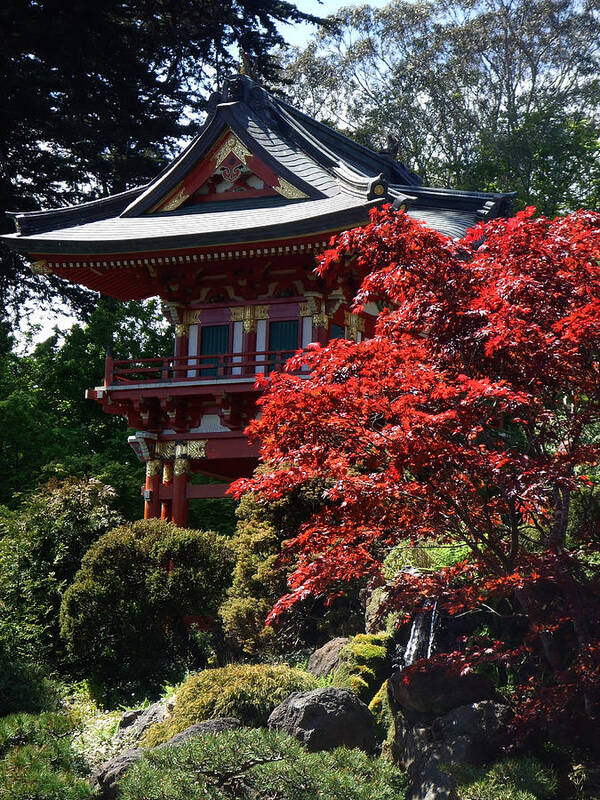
xmin=25 ymin=0 xmax=389 ymax=346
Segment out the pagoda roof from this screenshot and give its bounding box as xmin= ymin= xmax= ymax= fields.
xmin=3 ymin=74 xmax=514 ymax=261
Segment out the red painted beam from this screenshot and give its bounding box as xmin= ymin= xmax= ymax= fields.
xmin=186 ymin=483 xmax=231 ymax=499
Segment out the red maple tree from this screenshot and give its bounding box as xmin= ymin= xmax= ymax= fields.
xmin=232 ymin=206 xmax=600 ymax=740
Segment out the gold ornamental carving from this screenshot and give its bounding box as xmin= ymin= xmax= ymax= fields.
xmin=312 ymin=312 xmax=329 ymax=328
xmin=156 ymin=441 xmax=176 ymax=459
xmin=160 ymin=184 xmax=189 ymax=212
xmin=174 ymin=457 xmax=190 ymax=476
xmin=183 ymin=309 xmax=202 ymax=325
xmin=174 ymin=323 xmax=188 ymax=338
xmin=274 ymin=177 xmax=308 ymax=200
xmin=230 ymin=305 xmax=269 ymax=332
xmin=172 ymin=440 xmax=207 ymax=460
xmin=146 ymin=459 xmax=162 ymax=478
xmin=214 ymin=134 xmax=252 ymax=169
xmin=344 ymin=310 xmax=366 ymax=340
xmin=30 ymin=259 xmax=50 ymax=275
xmin=162 ymin=462 xmax=173 ymax=484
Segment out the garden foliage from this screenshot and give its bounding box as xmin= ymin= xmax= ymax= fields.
xmin=60 ymin=519 xmax=234 ymax=698
xmin=233 ymin=206 xmax=600 ymax=744
xmin=142 ymin=663 xmax=317 ymax=746
xmin=122 ymin=727 xmax=407 ymax=800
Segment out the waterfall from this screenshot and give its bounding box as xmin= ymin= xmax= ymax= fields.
xmin=404 ymin=600 xmax=440 ymax=667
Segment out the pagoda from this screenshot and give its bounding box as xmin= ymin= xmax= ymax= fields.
xmin=2 ymin=75 xmax=513 ymax=526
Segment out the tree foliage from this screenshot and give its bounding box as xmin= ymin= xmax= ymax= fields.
xmin=233 ymin=206 xmax=600 ymax=743
xmin=282 ymin=0 xmax=600 ymax=214
xmin=1 ymin=0 xmax=324 ymax=323
xmin=60 ymin=519 xmax=234 ymax=697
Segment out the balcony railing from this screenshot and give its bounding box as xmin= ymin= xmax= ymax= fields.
xmin=104 ymin=350 xmax=299 ymax=386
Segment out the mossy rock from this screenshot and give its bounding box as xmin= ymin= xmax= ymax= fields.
xmin=141 ymin=664 xmax=318 ymax=747
xmin=368 ymin=680 xmax=396 ymax=750
xmin=331 ymin=633 xmax=390 ymax=705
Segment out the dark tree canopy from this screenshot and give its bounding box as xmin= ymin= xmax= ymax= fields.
xmin=1 ymin=0 xmax=324 ymax=323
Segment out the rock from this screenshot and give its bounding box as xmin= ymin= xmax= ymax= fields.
xmin=91 ymin=748 xmax=144 ymax=800
xmin=389 ymin=664 xmax=494 ymax=718
xmin=268 ymin=687 xmax=376 ymax=753
xmin=118 ymin=708 xmax=144 ymax=730
xmin=408 ymin=760 xmax=458 ymax=800
xmin=307 ymin=637 xmax=350 ymax=678
xmin=434 ymin=701 xmax=512 ymax=759
xmin=131 ymin=698 xmax=170 ymax=736
xmin=158 ymin=717 xmax=241 ymax=748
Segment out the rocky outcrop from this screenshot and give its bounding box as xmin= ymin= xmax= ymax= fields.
xmin=307 ymin=637 xmax=350 ymax=677
xmin=268 ymin=687 xmax=376 ymax=753
xmin=91 ymin=748 xmax=144 ymax=800
xmin=389 ymin=664 xmax=494 ymax=718
xmin=92 ymin=717 xmax=241 ymax=799
xmin=158 ymin=717 xmax=241 ymax=748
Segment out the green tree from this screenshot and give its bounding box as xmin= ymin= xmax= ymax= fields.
xmin=1 ymin=0 xmax=324 ymax=324
xmin=282 ymin=0 xmax=600 ymax=211
xmin=0 ymin=298 xmax=170 ymax=516
xmin=0 ymin=478 xmax=124 ymax=670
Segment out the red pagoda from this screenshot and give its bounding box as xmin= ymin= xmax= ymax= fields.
xmin=2 ymin=75 xmax=513 ymax=526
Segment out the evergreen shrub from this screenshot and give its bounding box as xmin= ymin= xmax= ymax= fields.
xmin=448 ymin=756 xmax=558 ymax=799
xmin=220 ymin=484 xmax=364 ymax=655
xmin=142 ymin=663 xmax=318 ymax=746
xmin=121 ymin=727 xmax=408 ymax=800
xmin=0 ymin=711 xmax=92 ymax=800
xmin=60 ymin=519 xmax=234 ymax=699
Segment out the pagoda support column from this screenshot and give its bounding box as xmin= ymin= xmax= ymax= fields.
xmin=172 ymin=455 xmax=190 ymax=528
xmin=311 ymin=311 xmax=330 ymax=346
xmin=161 ymin=461 xmax=173 ymax=521
xmin=144 ymin=459 xmax=161 ymax=519
xmin=174 ymin=324 xmax=189 ymax=380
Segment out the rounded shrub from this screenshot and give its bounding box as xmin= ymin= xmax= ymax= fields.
xmin=60 ymin=519 xmax=234 ymax=699
xmin=121 ymin=727 xmax=408 ymax=800
xmin=142 ymin=663 xmax=318 ymax=746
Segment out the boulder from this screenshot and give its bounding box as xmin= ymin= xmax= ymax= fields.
xmin=118 ymin=708 xmax=144 ymax=730
xmin=91 ymin=748 xmax=144 ymax=800
xmin=159 ymin=717 xmax=241 ymax=748
xmin=131 ymin=698 xmax=171 ymax=737
xmin=389 ymin=664 xmax=494 ymax=718
xmin=307 ymin=637 xmax=350 ymax=678
xmin=434 ymin=700 xmax=512 ymax=759
xmin=268 ymin=687 xmax=376 ymax=753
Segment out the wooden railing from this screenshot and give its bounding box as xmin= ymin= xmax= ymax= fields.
xmin=104 ymin=350 xmax=298 ymax=386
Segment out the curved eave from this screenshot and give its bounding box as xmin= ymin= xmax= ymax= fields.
xmin=2 ymin=196 xmax=383 ymax=257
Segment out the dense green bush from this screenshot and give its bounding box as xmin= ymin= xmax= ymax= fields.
xmin=0 ymin=479 xmax=123 ymax=687
xmin=60 ymin=519 xmax=234 ymax=699
xmin=220 ymin=484 xmax=364 ymax=655
xmin=449 ymin=756 xmax=558 ymax=799
xmin=122 ymin=727 xmax=408 ymax=800
xmin=331 ymin=633 xmax=391 ymax=704
xmin=142 ymin=663 xmax=318 ymax=746
xmin=0 ymin=711 xmax=92 ymax=800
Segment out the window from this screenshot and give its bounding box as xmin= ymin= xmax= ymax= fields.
xmin=330 ymin=323 xmax=345 ymax=340
xmin=268 ymin=319 xmax=299 ymax=370
xmin=200 ymin=324 xmax=230 ymax=376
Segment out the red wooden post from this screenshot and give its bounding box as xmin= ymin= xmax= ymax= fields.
xmin=144 ymin=459 xmax=161 ymax=519
xmin=174 ymin=323 xmax=188 ymax=380
xmin=172 ymin=454 xmax=189 ymax=527
xmin=161 ymin=461 xmax=173 ymax=521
